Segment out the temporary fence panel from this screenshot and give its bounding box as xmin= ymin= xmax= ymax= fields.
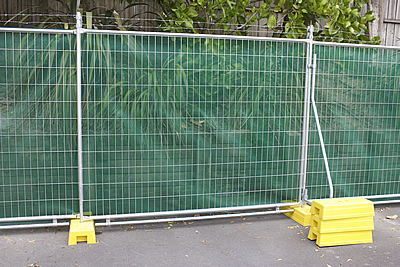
xmin=80 ymin=32 xmax=307 ymax=216
xmin=307 ymin=43 xmax=400 ymax=200
xmin=0 ymin=30 xmax=79 ymax=220
xmin=2 ymin=24 xmax=400 ymax=227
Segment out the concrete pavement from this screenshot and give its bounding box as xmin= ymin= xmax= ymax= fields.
xmin=1 ymin=203 xmax=399 ymax=266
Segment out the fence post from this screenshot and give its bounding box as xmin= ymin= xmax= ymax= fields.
xmin=76 ymin=12 xmax=84 ymax=222
xmin=299 ymin=25 xmax=314 ymax=205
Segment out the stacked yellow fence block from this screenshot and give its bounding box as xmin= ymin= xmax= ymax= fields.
xmin=307 ymin=198 xmax=375 ymax=247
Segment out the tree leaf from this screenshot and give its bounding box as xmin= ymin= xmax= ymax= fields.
xmin=184 ymin=21 xmax=193 ymax=29
xmin=267 ymin=14 xmax=276 ymax=29
xmin=364 ymin=14 xmax=374 ymax=21
xmin=187 ymin=8 xmax=198 ymax=17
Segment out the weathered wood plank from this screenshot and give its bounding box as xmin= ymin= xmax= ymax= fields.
xmin=384 ymin=0 xmax=396 ymax=45
xmin=393 ymin=0 xmax=400 ymax=46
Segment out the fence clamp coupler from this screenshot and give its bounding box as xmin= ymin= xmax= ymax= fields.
xmin=307 ymin=63 xmax=316 ymax=69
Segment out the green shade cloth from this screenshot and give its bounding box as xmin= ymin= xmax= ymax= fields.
xmin=307 ymin=44 xmax=400 ymax=199
xmin=1 ymin=31 xmax=399 ymax=220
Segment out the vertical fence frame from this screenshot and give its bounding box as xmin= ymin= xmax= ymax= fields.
xmin=79 ymin=27 xmax=309 ymax=224
xmin=75 ymin=12 xmax=85 ymax=223
xmin=307 ymin=40 xmax=400 ymax=204
xmin=0 ymin=27 xmax=79 ymax=229
xmin=298 ymin=26 xmax=314 ymax=204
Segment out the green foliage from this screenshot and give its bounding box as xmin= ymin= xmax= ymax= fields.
xmin=157 ymin=0 xmax=258 ymax=35
xmin=0 ymin=33 xmax=77 ymax=134
xmin=142 ymin=0 xmax=379 ymax=42
xmin=268 ymin=0 xmax=380 ymax=43
xmin=83 ymin=35 xmax=305 ymax=147
xmin=5 ymin=0 xmax=380 ymax=43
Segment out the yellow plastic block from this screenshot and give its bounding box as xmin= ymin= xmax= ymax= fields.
xmin=310 ymin=198 xmax=374 ymax=220
xmin=284 ymin=205 xmax=312 ymax=226
xmin=310 ymin=215 xmax=374 ymax=234
xmin=308 ymin=227 xmax=373 ymax=247
xmin=68 ymin=219 xmax=96 ymax=245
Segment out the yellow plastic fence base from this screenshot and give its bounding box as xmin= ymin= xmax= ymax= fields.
xmin=68 ymin=219 xmax=96 ymax=245
xmin=310 ymin=215 xmax=374 ymax=234
xmin=310 ymin=198 xmax=374 ymax=220
xmin=308 ymin=227 xmax=373 ymax=247
xmin=284 ymin=205 xmax=312 ymax=226
xmin=307 ymin=198 xmax=375 ymax=247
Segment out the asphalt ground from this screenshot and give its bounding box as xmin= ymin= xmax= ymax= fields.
xmin=1 ymin=203 xmax=399 ymax=267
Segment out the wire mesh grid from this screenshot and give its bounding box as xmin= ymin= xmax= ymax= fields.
xmin=1 ymin=22 xmax=398 ymax=224
xmin=80 ymin=32 xmax=307 ymax=216
xmin=0 ymin=30 xmax=79 ymax=218
xmin=307 ymin=44 xmax=400 ymax=199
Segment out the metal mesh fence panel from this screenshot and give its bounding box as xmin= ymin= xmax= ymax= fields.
xmin=307 ymin=44 xmax=400 ymax=199
xmin=3 ymin=24 xmax=398 ymax=224
xmin=81 ymin=33 xmax=307 ymax=215
xmin=0 ymin=31 xmax=79 ymax=219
